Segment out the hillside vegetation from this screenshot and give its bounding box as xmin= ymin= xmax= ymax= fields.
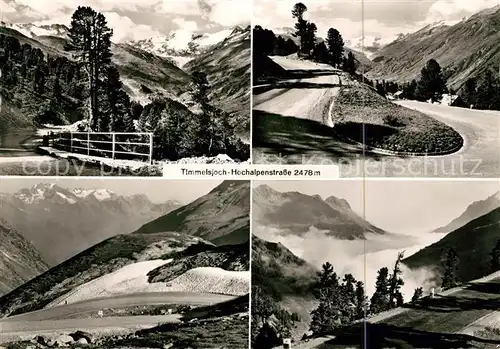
xmin=404 ymin=207 xmax=500 ymax=282
xmin=184 ymin=27 xmax=250 ymax=140
xmin=368 ymin=6 xmax=500 ymax=91
xmin=0 ymin=232 xmax=211 ymax=317
xmin=0 ymin=7 xmax=249 ymax=161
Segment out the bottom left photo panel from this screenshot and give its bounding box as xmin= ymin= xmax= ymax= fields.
xmin=0 ymin=178 xmax=250 ymax=348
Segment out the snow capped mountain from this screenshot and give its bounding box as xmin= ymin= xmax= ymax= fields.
xmin=0 ymin=21 xmax=69 ymax=39
xmin=13 ymin=183 xmax=116 ymax=204
xmin=0 ymin=183 xmax=183 ymax=265
xmin=125 ymin=25 xmax=246 ymax=68
xmin=7 ymin=183 xmax=181 ymax=208
xmin=73 ymin=188 xmax=117 ymax=201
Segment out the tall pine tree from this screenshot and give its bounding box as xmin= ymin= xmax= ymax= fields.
xmin=326 ymin=28 xmax=344 ymax=67
xmin=441 ymin=248 xmax=460 ymax=290
xmin=67 ymin=6 xmax=113 ymax=131
xmin=416 ymin=59 xmax=446 ymax=103
xmin=388 ymin=251 xmax=405 ymax=308
xmin=292 ymin=3 xmax=308 ymax=54
xmin=370 ymin=267 xmax=390 ymax=314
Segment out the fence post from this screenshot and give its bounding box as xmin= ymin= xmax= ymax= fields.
xmin=112 ymin=133 xmax=116 ymax=160
xmin=87 ymin=132 xmax=90 ymax=156
xmin=149 ymin=133 xmax=153 ymax=165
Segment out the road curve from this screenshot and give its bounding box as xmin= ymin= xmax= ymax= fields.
xmin=0 ymin=292 xmax=238 ymax=343
xmin=253 ymin=56 xmax=500 ymax=177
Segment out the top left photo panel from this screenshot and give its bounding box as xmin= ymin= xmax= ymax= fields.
xmin=0 ymin=0 xmax=251 ymax=176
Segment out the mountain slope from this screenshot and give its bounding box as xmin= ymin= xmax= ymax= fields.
xmin=404 ymin=206 xmax=500 ymax=282
xmin=367 ymin=6 xmax=500 ymax=89
xmin=252 ymin=235 xmax=317 ymax=300
xmin=434 ymin=191 xmax=500 ymax=234
xmin=0 ymin=219 xmax=48 ymax=296
xmin=253 ymin=184 xmax=386 ymax=239
xmin=0 ymin=183 xmax=180 ymax=265
xmin=134 ymin=180 xmax=250 ymax=245
xmin=30 ymin=33 xmax=191 ymax=101
xmin=0 ymin=232 xmax=213 ymax=317
xmin=184 ymin=26 xmax=251 ymax=139
xmin=252 ymin=234 xmax=318 ymax=339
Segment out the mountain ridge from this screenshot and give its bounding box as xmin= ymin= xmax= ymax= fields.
xmin=367 ymin=5 xmax=500 ymax=89
xmin=134 ymin=180 xmax=250 ymax=246
xmin=0 ymin=183 xmax=181 ymax=265
xmin=0 ymin=218 xmax=49 ymax=296
xmin=253 ymin=185 xmax=386 ymax=240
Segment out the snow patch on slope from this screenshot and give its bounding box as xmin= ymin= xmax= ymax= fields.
xmin=56 ymin=192 xmax=76 ymax=204
xmin=165 ymin=267 xmax=250 ymax=296
xmin=46 ymin=259 xmax=173 ymax=307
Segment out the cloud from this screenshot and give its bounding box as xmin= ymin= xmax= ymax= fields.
xmin=255 ymin=224 xmax=445 ymax=301
xmin=203 ymin=0 xmax=251 ymax=27
xmin=103 ymin=12 xmax=160 ymax=42
xmin=427 ymin=0 xmax=499 ymax=21
xmin=172 ymin=17 xmax=198 ymax=32
xmin=254 ymin=0 xmax=499 ymax=48
xmin=0 ymin=0 xmax=17 ymax=13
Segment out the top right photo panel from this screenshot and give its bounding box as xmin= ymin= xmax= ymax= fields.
xmin=252 ymin=0 xmax=500 ymax=178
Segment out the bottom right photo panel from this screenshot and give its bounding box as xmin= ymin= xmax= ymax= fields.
xmin=251 ymin=179 xmax=500 ymax=349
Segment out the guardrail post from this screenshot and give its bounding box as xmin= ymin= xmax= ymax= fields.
xmin=87 ymin=132 xmax=90 ymax=156
xmin=149 ymin=133 xmax=153 ymax=165
xmin=112 ymin=133 xmax=116 ymax=160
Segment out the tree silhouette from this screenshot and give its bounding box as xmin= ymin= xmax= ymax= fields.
xmin=441 ymin=248 xmax=460 ymax=290
xmin=326 ymin=28 xmax=344 ymax=67
xmin=67 ymin=6 xmax=113 ymax=130
xmin=343 ymin=51 xmax=356 ymax=74
xmin=411 ymin=287 xmax=423 ymax=304
xmin=310 ymin=262 xmax=353 ymax=335
xmin=388 ymin=251 xmax=405 ymax=308
xmin=491 ymin=239 xmax=500 ymax=272
xmin=292 ymin=3 xmax=308 ymax=54
xmin=370 ymin=267 xmax=390 ymax=314
xmin=416 ymin=59 xmax=447 ymax=103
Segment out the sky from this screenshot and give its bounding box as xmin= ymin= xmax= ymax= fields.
xmin=254 ymin=0 xmax=500 ymax=51
xmin=256 ymin=179 xmax=500 ymax=235
xmin=0 ymin=0 xmax=251 ymax=42
xmin=0 ymin=178 xmax=224 ymax=204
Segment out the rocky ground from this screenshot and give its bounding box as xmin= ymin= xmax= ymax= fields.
xmin=1 ymin=312 xmax=249 ymax=349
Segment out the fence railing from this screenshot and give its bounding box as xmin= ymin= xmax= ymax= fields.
xmin=49 ymin=132 xmax=154 ymax=164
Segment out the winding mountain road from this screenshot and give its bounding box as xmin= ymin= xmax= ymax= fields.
xmin=0 ymin=292 xmax=237 ymax=343
xmin=253 ymin=56 xmax=500 ymax=177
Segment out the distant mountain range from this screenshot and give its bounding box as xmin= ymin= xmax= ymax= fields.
xmin=127 ymin=25 xmax=248 ymax=68
xmin=367 ymin=5 xmax=500 ymax=89
xmin=434 ymin=191 xmax=500 ymax=234
xmin=0 ymin=183 xmax=181 ymax=265
xmin=253 ymin=184 xmax=386 ymax=239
